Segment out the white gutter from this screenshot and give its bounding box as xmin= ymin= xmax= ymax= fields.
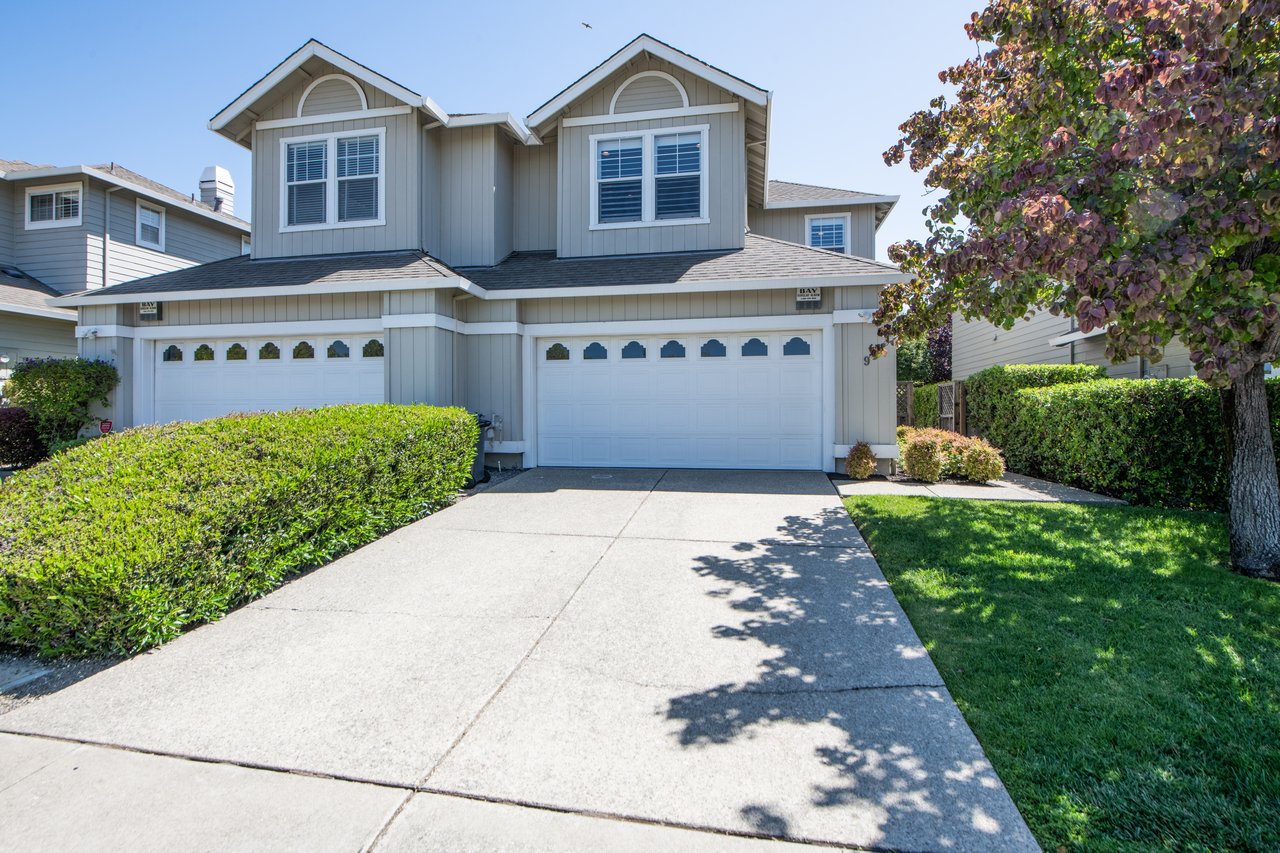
xmin=0 ymin=302 xmax=78 ymax=321
xmin=763 ymin=194 xmax=899 ymax=210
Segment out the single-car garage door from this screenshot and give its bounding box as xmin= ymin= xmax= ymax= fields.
xmin=536 ymin=331 xmax=824 ymax=469
xmin=152 ymin=335 xmax=385 ymax=423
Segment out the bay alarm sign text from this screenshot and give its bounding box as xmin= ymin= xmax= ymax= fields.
xmin=139 ymin=301 xmax=162 ymax=321
xmin=795 ymin=286 xmax=822 ymax=310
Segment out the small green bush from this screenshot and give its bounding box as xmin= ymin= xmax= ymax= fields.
xmin=902 ymin=434 xmax=945 ymax=482
xmin=962 ymin=442 xmax=1006 ymax=483
xmin=898 ymin=427 xmax=1005 ymax=483
xmin=914 ymin=382 xmax=941 ymax=428
xmin=0 ymin=404 xmax=477 ymax=656
xmin=0 ymin=408 xmax=45 ymax=467
xmin=845 ymin=442 xmax=877 ymax=479
xmin=3 ymin=358 xmax=119 ymax=447
xmin=964 ymin=364 xmax=1107 ymax=453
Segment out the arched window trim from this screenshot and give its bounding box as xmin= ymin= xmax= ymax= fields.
xmin=741 ymin=337 xmax=769 ymax=357
xmin=296 ymin=74 xmax=369 ymax=117
xmin=583 ymin=342 xmax=608 ymax=360
xmin=700 ymin=338 xmax=727 ymax=358
xmin=782 ymin=336 xmax=812 ymax=356
xmin=608 ymin=70 xmax=690 ymax=114
xmin=545 ymin=342 xmax=571 ymax=362
xmin=621 ymin=340 xmax=648 ymax=360
xmin=659 ymin=339 xmax=686 ymax=359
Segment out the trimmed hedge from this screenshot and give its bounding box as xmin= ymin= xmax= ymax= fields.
xmin=1000 ymin=379 xmax=1280 ymax=510
xmin=964 ymin=364 xmax=1108 ymax=450
xmin=914 ymin=382 xmax=941 ymax=428
xmin=3 ymin=357 xmax=119 ymax=446
xmin=0 ymin=408 xmax=44 ymax=468
xmin=0 ymin=405 xmax=477 ymax=656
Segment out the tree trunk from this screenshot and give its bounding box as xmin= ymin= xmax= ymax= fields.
xmin=1227 ymin=362 xmax=1280 ymax=579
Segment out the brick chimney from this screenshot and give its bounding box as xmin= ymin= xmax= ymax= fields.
xmin=199 ymin=166 xmax=235 ymax=216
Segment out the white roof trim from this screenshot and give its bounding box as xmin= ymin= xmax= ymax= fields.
xmin=446 ymin=113 xmax=532 ymax=143
xmin=209 ymin=40 xmax=450 ymax=132
xmin=2 ymin=166 xmax=248 ymax=233
xmin=764 ymin=194 xmax=899 ymax=210
xmin=1049 ymin=326 xmax=1108 ymax=346
xmin=0 ymin=301 xmax=78 ymax=321
xmin=483 ymin=271 xmax=909 ymax=301
xmin=527 ymin=35 xmax=768 ymax=130
xmin=53 ymin=276 xmax=470 ymax=306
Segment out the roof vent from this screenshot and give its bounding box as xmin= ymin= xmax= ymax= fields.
xmin=199 ymin=166 xmax=235 ymax=216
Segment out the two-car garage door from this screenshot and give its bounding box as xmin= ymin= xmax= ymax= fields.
xmin=151 ymin=335 xmax=385 ymax=423
xmin=536 ymin=331 xmax=824 ymax=470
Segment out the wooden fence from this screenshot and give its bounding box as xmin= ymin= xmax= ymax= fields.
xmin=901 ymin=380 xmax=967 ymax=434
xmin=895 ymin=382 xmax=914 ymax=426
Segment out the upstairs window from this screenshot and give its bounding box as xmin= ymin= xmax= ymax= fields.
xmin=806 ymin=213 xmax=851 ymax=255
xmin=25 ymin=183 xmax=82 ymax=230
xmin=591 ymin=125 xmax=707 ymax=229
xmin=282 ymin=128 xmax=384 ymax=231
xmin=136 ymin=201 xmax=165 ymax=251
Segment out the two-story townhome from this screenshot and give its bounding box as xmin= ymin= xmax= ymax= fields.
xmin=57 ymin=35 xmax=908 ymax=473
xmin=0 ymin=159 xmax=249 ymax=382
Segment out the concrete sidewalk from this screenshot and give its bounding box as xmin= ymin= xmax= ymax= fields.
xmin=0 ymin=468 xmax=1037 ymax=852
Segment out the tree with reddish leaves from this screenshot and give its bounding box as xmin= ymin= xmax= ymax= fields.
xmin=880 ymin=0 xmax=1280 ymax=577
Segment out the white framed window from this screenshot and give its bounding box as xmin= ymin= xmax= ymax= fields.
xmin=25 ymin=183 xmax=82 ymax=230
xmin=136 ymin=200 xmax=165 ymax=251
xmin=241 ymin=236 xmax=251 ymax=256
xmin=805 ymin=213 xmax=851 ymax=255
xmin=590 ymin=124 xmax=708 ymax=229
xmin=279 ymin=127 xmax=385 ymax=232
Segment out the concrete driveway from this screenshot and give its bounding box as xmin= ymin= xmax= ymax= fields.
xmin=0 ymin=468 xmax=1036 ymax=852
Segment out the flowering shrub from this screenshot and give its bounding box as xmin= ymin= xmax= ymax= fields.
xmin=3 ymin=358 xmax=119 ymax=446
xmin=898 ymin=427 xmax=1006 ymax=484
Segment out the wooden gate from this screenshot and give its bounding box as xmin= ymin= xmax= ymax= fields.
xmin=938 ymin=382 xmax=956 ymax=432
xmin=896 ymin=381 xmax=914 ymax=426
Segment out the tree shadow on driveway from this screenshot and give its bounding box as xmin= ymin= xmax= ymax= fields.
xmin=663 ymin=508 xmax=1036 ymax=852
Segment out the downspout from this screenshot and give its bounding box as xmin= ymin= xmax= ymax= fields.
xmin=102 ymin=185 xmax=122 ymax=289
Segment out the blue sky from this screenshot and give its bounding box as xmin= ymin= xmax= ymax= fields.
xmin=4 ymin=0 xmax=978 ymax=260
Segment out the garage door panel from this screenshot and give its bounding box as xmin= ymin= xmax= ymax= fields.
xmin=151 ymin=336 xmax=385 ymax=425
xmin=537 ymin=331 xmax=824 ymax=471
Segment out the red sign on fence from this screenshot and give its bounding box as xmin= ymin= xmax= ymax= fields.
xmin=99 ymin=420 xmax=112 ymax=435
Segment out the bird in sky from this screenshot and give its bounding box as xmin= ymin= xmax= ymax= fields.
xmin=581 ymin=22 xmax=592 ymax=28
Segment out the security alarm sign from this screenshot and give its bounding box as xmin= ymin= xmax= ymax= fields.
xmin=99 ymin=420 xmax=112 ymax=435
xmin=796 ymin=287 xmax=821 ymax=302
xmin=138 ymin=301 xmax=162 ymax=321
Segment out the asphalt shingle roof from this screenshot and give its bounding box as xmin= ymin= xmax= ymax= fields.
xmin=74 ymin=250 xmax=459 ymax=298
xmin=89 ymin=163 xmax=249 ymax=229
xmin=767 ymin=180 xmax=885 ymax=204
xmin=0 ymin=159 xmax=52 ymax=173
xmin=0 ymin=267 xmax=75 ymax=317
xmin=461 ymin=234 xmax=901 ymax=291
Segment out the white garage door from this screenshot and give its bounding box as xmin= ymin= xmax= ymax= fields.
xmin=151 ymin=335 xmax=385 ymax=423
xmin=537 ymin=331 xmax=824 ymax=469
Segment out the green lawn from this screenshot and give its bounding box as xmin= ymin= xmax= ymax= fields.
xmin=844 ymin=496 xmax=1280 ymax=852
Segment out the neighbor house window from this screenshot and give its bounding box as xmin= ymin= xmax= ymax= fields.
xmin=282 ymin=128 xmax=384 ymax=231
xmin=136 ymin=201 xmax=165 ymax=251
xmin=25 ymin=183 xmax=82 ymax=229
xmin=591 ymin=125 xmax=707 ymax=229
xmin=806 ymin=213 xmax=851 ymax=255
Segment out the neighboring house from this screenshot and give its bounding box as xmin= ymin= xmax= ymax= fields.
xmin=952 ymin=311 xmax=1196 ymax=381
xmin=0 ymin=159 xmax=249 ymax=383
xmin=57 ymin=35 xmax=908 ymax=472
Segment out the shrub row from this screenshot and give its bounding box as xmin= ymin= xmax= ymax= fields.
xmin=995 ymin=378 xmax=1280 ymax=509
xmin=913 ymin=382 xmax=941 ymax=429
xmin=897 ymin=426 xmax=1006 ymax=483
xmin=0 ymin=405 xmax=477 ymax=657
xmin=964 ymin=364 xmax=1107 ymax=450
xmin=3 ymin=357 xmax=119 ymax=447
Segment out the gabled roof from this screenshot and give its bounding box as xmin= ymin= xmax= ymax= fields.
xmin=526 ymin=34 xmax=768 ymax=131
xmin=765 ymin=180 xmax=899 ymax=227
xmin=209 ymin=39 xmax=452 ymax=144
xmin=0 ymin=266 xmax=76 ymax=321
xmin=460 ymin=234 xmax=904 ymax=293
xmin=0 ymin=160 xmax=248 ymax=232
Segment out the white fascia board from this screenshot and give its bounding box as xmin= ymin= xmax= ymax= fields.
xmin=489 ymin=271 xmax=910 ymax=301
xmin=6 ymin=166 xmax=248 ymax=234
xmin=209 ymin=40 xmax=450 ymax=132
xmin=446 ymin=113 xmax=532 ymax=143
xmin=255 ymin=105 xmax=412 ymax=131
xmin=75 ymin=324 xmax=134 ymax=338
xmin=833 ymin=444 xmax=900 ymax=460
xmin=833 ymin=309 xmax=876 ymax=324
xmin=1 ymin=302 xmax=77 ymax=322
xmin=763 ymin=194 xmax=900 ymax=210
xmin=562 ymin=102 xmax=738 ymax=128
xmin=382 ymin=314 xmax=524 ymax=335
xmin=526 ymin=35 xmax=768 ymax=130
xmin=1049 ymin=326 xmax=1108 ymax=347
xmin=53 ymin=276 xmax=471 ymax=307
xmin=115 ymin=318 xmax=382 ymax=341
